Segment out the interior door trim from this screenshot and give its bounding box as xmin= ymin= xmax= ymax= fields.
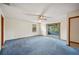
xmin=68 ymin=16 xmax=79 ymax=46
xmin=1 ymin=15 xmax=4 ymax=48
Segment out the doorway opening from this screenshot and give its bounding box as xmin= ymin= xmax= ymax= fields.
xmin=47 ymin=23 xmax=60 ymax=39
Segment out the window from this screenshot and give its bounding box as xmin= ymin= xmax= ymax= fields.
xmin=32 ymin=24 xmax=36 ymax=32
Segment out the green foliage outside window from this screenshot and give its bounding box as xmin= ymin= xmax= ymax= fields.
xmin=48 ymin=23 xmax=60 ymax=34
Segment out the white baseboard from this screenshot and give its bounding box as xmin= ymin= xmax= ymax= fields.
xmin=5 ymin=35 xmax=42 ymax=41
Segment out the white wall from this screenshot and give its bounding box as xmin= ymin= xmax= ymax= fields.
xmin=4 ymin=19 xmax=40 ymax=40
xmin=0 ymin=4 xmax=40 ymax=41
xmin=40 ymin=23 xmax=47 ymax=36
xmin=1 ymin=4 xmax=79 ymax=45
xmin=41 ymin=10 xmax=79 ymax=42
xmin=41 ymin=19 xmax=68 ymax=41
xmin=68 ymin=9 xmax=79 ymax=17
xmin=60 ymin=20 xmax=68 ymax=40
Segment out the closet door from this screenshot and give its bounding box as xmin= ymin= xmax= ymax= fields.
xmin=70 ymin=17 xmax=79 ymax=43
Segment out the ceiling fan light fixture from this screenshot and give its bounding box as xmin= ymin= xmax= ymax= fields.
xmin=38 ymin=19 xmax=42 ymax=23
xmin=38 ymin=16 xmax=46 ymax=20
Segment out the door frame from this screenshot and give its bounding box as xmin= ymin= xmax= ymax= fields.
xmin=46 ymin=23 xmax=61 ymax=39
xmin=68 ymin=16 xmax=79 ymax=46
xmin=1 ymin=15 xmax=4 ymax=48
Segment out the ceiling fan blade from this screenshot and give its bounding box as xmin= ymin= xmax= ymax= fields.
xmin=46 ymin=16 xmax=53 ymax=18
xmin=40 ymin=4 xmax=52 ymax=16
xmin=41 ymin=15 xmax=53 ymax=18
xmin=24 ymin=13 xmax=40 ymax=16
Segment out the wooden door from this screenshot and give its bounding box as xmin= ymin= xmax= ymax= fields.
xmin=69 ymin=16 xmax=79 ymax=46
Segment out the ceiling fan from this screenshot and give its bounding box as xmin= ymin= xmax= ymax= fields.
xmin=24 ymin=4 xmax=53 ymax=22
xmin=3 ymin=3 xmax=53 ymax=22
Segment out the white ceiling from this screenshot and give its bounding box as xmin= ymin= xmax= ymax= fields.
xmin=0 ymin=3 xmax=79 ymax=22
xmin=11 ymin=3 xmax=79 ymax=16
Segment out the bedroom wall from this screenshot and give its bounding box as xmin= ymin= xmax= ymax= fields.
xmin=41 ymin=9 xmax=79 ymax=42
xmin=41 ymin=19 xmax=68 ymax=41
xmin=4 ymin=19 xmax=40 ymax=40
xmin=40 ymin=23 xmax=47 ymax=36
xmin=0 ymin=4 xmax=40 ymax=41
xmin=68 ymin=9 xmax=79 ymax=17
xmin=60 ymin=20 xmax=68 ymax=40
xmin=1 ymin=4 xmax=79 ymax=44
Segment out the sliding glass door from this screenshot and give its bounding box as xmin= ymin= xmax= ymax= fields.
xmin=47 ymin=23 xmax=60 ymax=39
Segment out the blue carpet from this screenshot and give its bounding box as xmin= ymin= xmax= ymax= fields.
xmin=0 ymin=36 xmax=79 ymax=55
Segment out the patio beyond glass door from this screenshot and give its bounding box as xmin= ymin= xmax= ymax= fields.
xmin=47 ymin=23 xmax=60 ymax=39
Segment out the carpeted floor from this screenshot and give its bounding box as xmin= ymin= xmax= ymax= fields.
xmin=0 ymin=36 xmax=79 ymax=55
